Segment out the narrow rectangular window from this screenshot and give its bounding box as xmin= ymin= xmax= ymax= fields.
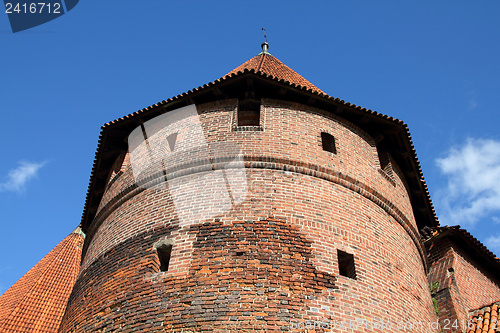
xmin=378 ymin=150 xmax=391 ymax=173
xmin=338 ymin=250 xmax=356 ymax=279
xmin=377 ymin=149 xmax=395 ymax=185
xmin=156 ymin=244 xmax=173 ymax=272
xmin=321 ymin=132 xmax=337 ymax=154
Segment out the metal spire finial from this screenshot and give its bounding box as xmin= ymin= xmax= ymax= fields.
xmin=260 ymin=27 xmax=270 ymax=55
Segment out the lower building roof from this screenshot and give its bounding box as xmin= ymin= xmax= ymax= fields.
xmin=468 ymin=300 xmax=499 ymax=333
xmin=423 ymin=225 xmax=500 ymax=279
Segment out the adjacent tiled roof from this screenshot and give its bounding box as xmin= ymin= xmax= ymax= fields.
xmin=226 ymin=51 xmax=326 ymax=95
xmin=0 ymin=228 xmax=84 ymax=333
xmin=424 ymin=225 xmax=500 ymax=278
xmin=425 ymin=226 xmax=500 ymax=260
xmin=468 ymin=301 xmax=499 ymax=333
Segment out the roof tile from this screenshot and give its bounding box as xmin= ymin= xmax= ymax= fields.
xmin=468 ymin=301 xmax=499 ymax=333
xmin=225 ymin=52 xmax=326 ymax=95
xmin=0 ymin=228 xmax=84 ymax=332
xmin=426 ymin=226 xmax=500 ymax=265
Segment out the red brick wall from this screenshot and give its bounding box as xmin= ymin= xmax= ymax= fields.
xmin=60 ymin=100 xmax=437 ymax=332
xmin=427 ymin=238 xmax=500 ymax=332
xmin=453 ymin=244 xmax=500 ymax=322
xmin=427 ymin=238 xmax=463 ymax=331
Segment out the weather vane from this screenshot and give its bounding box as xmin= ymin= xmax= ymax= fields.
xmin=262 ymin=27 xmax=267 ymax=43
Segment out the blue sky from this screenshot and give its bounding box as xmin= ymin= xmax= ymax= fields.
xmin=1 ymin=1 xmax=500 ymax=295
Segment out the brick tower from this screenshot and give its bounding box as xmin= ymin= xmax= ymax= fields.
xmin=59 ymin=43 xmax=440 ymax=332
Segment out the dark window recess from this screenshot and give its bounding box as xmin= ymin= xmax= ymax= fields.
xmin=156 ymin=244 xmax=173 ymax=272
xmin=106 ymin=152 xmax=126 ymax=187
xmin=166 ymin=132 xmax=178 ymax=152
xmin=378 ymin=149 xmax=394 ymax=178
xmin=338 ymin=250 xmax=357 ymax=279
xmin=238 ymin=100 xmax=261 ymax=126
xmin=378 ymin=150 xmax=390 ymax=171
xmin=321 ymin=132 xmax=337 ymax=154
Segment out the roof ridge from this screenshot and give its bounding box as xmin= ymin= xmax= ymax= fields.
xmin=72 ymin=226 xmax=85 ymax=236
xmin=225 ymin=53 xmax=326 ymax=95
xmin=256 ymin=53 xmax=266 ymax=72
xmin=435 ymin=226 xmax=499 ymax=261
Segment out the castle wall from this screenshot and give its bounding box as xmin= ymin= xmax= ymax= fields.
xmin=60 ymin=100 xmax=437 ymax=332
xmin=427 ymin=238 xmax=500 ymax=332
xmin=452 ymin=246 xmax=500 ymax=315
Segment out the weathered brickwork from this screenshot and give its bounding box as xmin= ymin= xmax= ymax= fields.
xmin=427 ymin=238 xmax=500 ymax=332
xmin=453 ymin=246 xmax=500 ymax=318
xmin=84 ymin=100 xmax=422 ymax=267
xmin=427 ymin=238 xmax=463 ymax=331
xmin=60 ymin=100 xmax=438 ymax=332
xmin=61 ymin=218 xmax=335 ymax=332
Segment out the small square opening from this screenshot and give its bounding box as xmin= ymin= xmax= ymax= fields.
xmin=238 ymin=100 xmax=261 ymax=126
xmin=321 ymin=132 xmax=337 ymax=154
xmin=338 ymin=250 xmax=356 ymax=279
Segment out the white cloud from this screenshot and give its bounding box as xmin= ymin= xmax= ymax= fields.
xmin=0 ymin=161 xmax=46 ymax=193
xmin=435 ymin=138 xmax=500 ymax=227
xmin=486 ymin=234 xmax=500 ymax=257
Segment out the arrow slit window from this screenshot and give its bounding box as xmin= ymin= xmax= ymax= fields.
xmin=377 ymin=148 xmax=395 ymax=185
xmin=156 ymin=243 xmax=173 ymax=272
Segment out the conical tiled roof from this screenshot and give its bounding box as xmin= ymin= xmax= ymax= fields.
xmin=0 ymin=228 xmax=84 ymax=332
xmin=226 ymin=49 xmax=326 ymax=95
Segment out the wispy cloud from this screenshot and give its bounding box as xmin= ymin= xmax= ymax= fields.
xmin=0 ymin=161 xmax=46 ymax=193
xmin=486 ymin=234 xmax=500 ymax=257
xmin=435 ymin=138 xmax=500 ymax=227
xmin=468 ymin=91 xmax=478 ymax=111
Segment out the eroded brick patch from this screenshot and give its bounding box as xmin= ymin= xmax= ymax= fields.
xmin=60 ymin=222 xmax=179 ymax=332
xmin=60 ymin=218 xmax=336 ymax=332
xmin=164 ymin=218 xmax=337 ymax=332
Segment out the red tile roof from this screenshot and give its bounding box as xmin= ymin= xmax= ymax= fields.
xmin=0 ymin=228 xmax=84 ymax=333
xmin=424 ymin=225 xmax=500 ymax=276
xmin=226 ymin=51 xmax=326 ymax=95
xmin=467 ymin=301 xmax=499 ymax=333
